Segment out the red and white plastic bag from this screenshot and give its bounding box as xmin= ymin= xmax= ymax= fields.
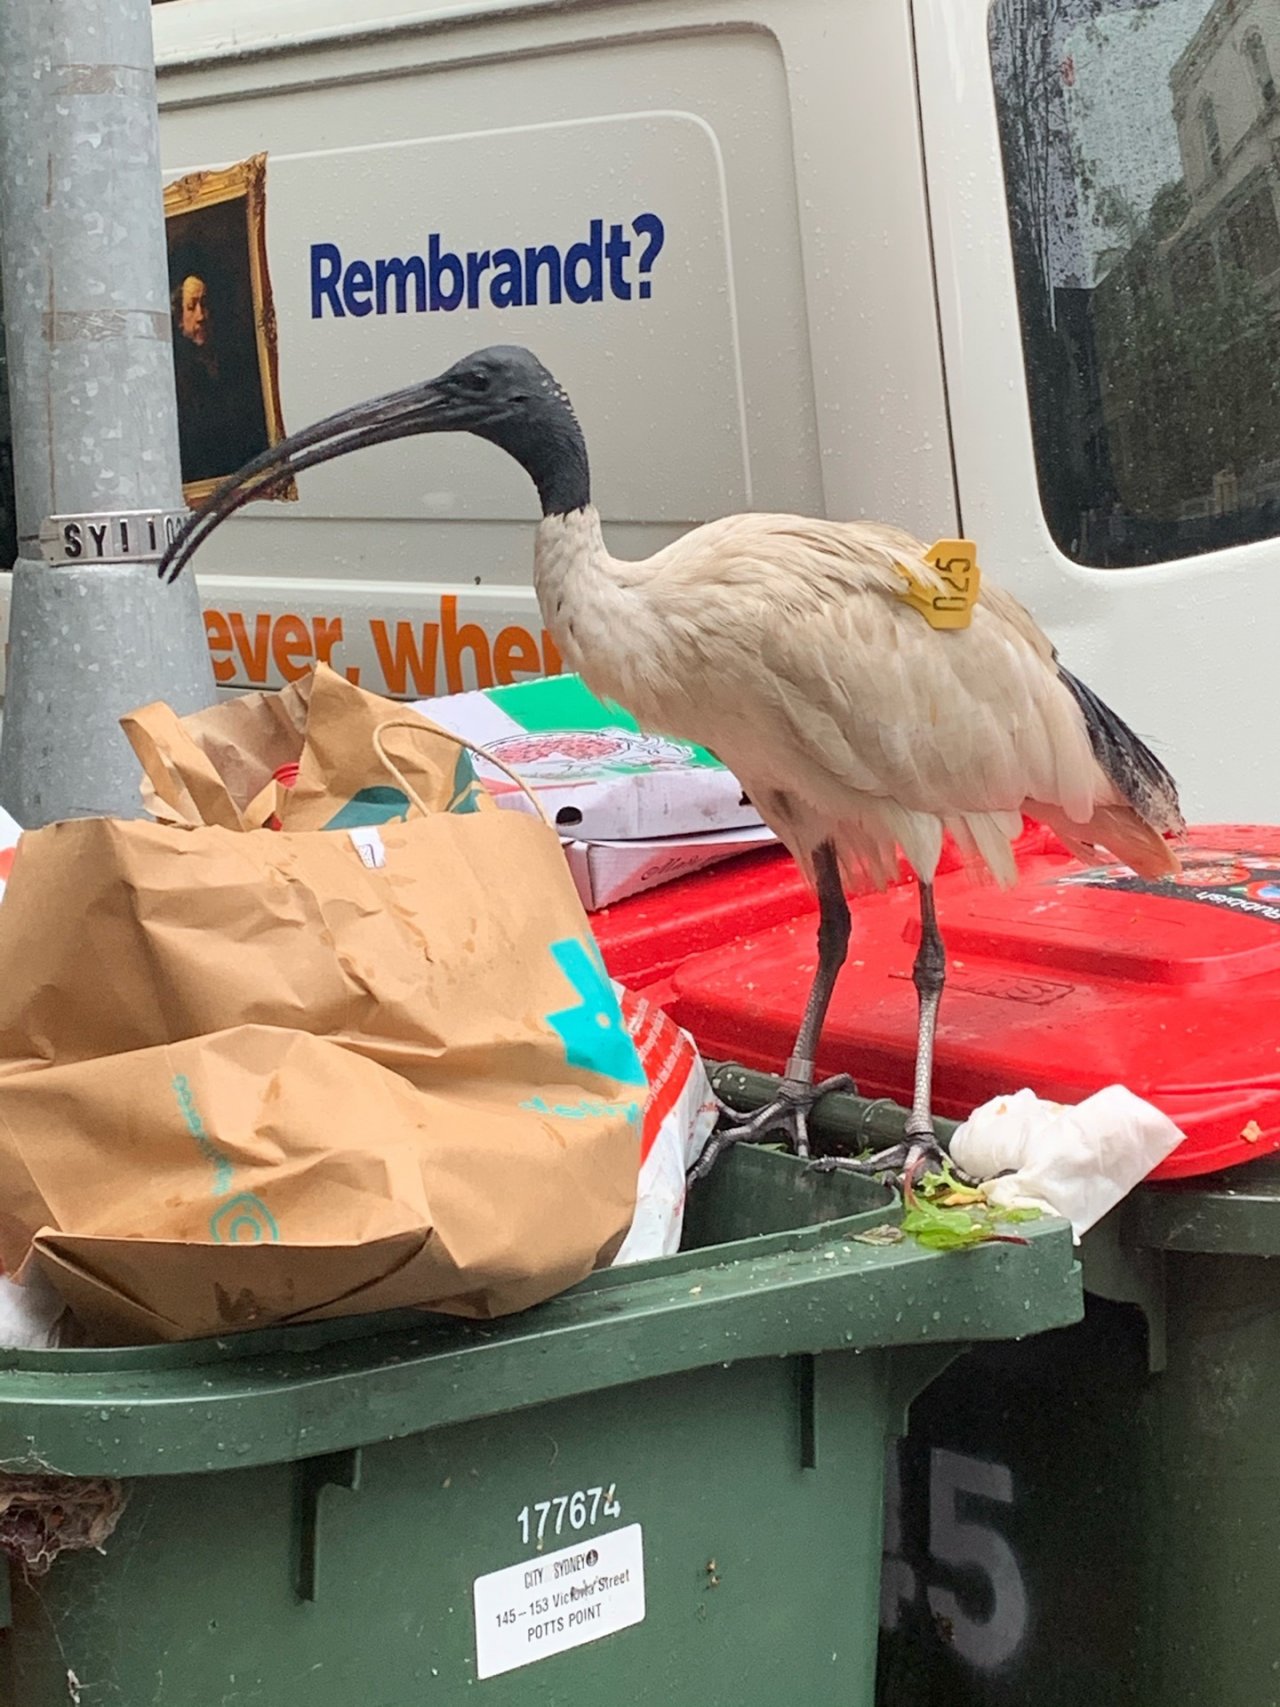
xmin=0 ymin=805 xmax=21 ymax=905
xmin=612 ymin=986 xmax=717 ymax=1265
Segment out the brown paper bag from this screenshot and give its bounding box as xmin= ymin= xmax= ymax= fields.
xmin=121 ymin=662 xmax=488 ymax=832
xmin=0 ymin=1026 xmax=634 ymax=1345
xmin=0 ymin=784 xmax=644 ymax=1343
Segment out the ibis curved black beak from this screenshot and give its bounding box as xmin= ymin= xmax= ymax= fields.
xmin=157 ymin=376 xmax=449 ymax=585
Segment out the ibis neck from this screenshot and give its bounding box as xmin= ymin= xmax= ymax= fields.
xmin=533 ymin=440 xmax=591 ymax=517
xmin=477 ymin=403 xmax=590 ymax=516
xmin=534 ymin=505 xmax=638 ymax=677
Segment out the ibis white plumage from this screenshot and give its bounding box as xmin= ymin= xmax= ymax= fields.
xmin=159 ymin=345 xmax=1184 ymax=1182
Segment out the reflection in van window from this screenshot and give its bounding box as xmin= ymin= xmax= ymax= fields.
xmin=990 ymin=0 xmax=1280 ymax=567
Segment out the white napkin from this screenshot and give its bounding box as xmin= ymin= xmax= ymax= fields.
xmin=949 ymin=1085 xmax=1186 ymax=1242
xmin=0 ymin=1266 xmax=67 ymax=1349
xmin=0 ymin=802 xmax=21 ymax=905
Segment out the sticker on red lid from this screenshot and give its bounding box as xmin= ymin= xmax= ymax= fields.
xmin=1057 ymin=849 xmax=1280 ymax=924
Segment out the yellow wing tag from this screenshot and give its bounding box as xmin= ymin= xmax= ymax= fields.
xmin=893 ymin=538 xmax=981 ymax=631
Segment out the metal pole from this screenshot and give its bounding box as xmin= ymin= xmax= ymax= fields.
xmin=0 ymin=0 xmax=215 ymax=826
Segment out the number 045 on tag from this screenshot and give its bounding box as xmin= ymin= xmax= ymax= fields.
xmin=473 ymin=1524 xmax=646 ymax=1680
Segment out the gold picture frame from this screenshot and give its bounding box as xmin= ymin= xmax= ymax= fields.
xmin=164 ymin=151 xmax=296 ymax=507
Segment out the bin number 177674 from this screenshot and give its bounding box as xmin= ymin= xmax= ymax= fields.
xmin=517 ymin=1485 xmax=622 ymax=1545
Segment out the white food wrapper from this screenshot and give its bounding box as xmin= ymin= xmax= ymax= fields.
xmin=0 ymin=1265 xmax=67 ymax=1349
xmin=611 ymin=985 xmax=717 ymax=1265
xmin=949 ymin=1085 xmax=1186 ymax=1242
xmin=0 ymin=803 xmax=22 ymax=905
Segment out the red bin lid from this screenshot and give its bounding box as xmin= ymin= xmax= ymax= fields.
xmin=659 ymin=825 xmax=1280 ymax=1181
xmin=594 ymin=819 xmax=1053 ymax=992
xmin=592 ymin=846 xmax=812 ymax=989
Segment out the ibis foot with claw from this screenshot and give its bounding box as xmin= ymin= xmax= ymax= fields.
xmin=688 ymin=1072 xmax=858 ymax=1184
xmin=809 ymin=1118 xmax=971 ymax=1191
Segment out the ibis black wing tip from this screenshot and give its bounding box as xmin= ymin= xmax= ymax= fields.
xmin=1058 ymin=665 xmax=1184 ymax=833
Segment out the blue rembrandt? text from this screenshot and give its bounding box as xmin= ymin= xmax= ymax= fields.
xmin=310 ymin=214 xmax=667 ymax=319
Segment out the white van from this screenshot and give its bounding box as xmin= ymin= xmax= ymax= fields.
xmin=9 ymin=0 xmax=1280 ymax=822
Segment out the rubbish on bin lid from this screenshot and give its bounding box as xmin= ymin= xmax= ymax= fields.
xmin=0 ymin=1264 xmax=67 ymax=1349
xmin=949 ymin=1085 xmax=1185 ymax=1241
xmin=415 ymin=675 xmax=775 ymax=908
xmin=123 ymin=662 xmax=490 ymax=833
xmin=561 ymin=824 xmax=776 ymax=913
xmin=416 ymin=675 xmax=760 ymax=837
xmin=610 ymin=987 xmax=716 ymax=1265
xmin=850 ymin=1224 xmax=906 ymax=1246
xmin=899 ymin=1165 xmax=1043 ymax=1250
xmin=659 ymin=826 xmax=1280 ymax=1179
xmin=0 ymin=688 xmax=645 ymax=1343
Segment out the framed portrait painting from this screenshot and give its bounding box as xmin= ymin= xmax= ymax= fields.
xmin=164 ymin=152 xmax=296 ymax=507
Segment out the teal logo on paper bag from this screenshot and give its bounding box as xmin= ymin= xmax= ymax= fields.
xmin=323 ymin=786 xmax=411 ymax=830
xmin=172 ymin=1074 xmax=280 ymax=1244
xmin=447 ymin=750 xmax=485 ymax=814
xmin=545 ymin=938 xmax=645 ymax=1086
xmin=210 ymin=1192 xmax=280 ymax=1244
xmin=320 ymin=753 xmax=484 ymax=828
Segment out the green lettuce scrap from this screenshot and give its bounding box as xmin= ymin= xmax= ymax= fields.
xmin=901 ymin=1161 xmax=1044 ymax=1251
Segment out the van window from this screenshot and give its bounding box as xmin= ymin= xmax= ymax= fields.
xmin=990 ymin=0 xmax=1280 ymax=567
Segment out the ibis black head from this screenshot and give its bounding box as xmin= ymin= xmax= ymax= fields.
xmin=157 ymin=345 xmax=589 ymax=585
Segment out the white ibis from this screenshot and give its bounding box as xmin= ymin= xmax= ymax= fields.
xmin=159 ymin=346 xmax=1184 ymax=1182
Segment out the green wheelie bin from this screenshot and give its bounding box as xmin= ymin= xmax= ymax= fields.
xmin=0 ymin=1144 xmax=1079 ymax=1707
xmin=876 ymin=1155 xmax=1280 ymax=1707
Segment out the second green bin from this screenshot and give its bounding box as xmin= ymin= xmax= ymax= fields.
xmin=877 ymin=1156 xmax=1280 ymax=1707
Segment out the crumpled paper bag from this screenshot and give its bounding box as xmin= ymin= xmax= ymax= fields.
xmin=121 ymin=661 xmax=488 ymax=832
xmin=949 ymin=1085 xmax=1186 ymax=1241
xmin=0 ymin=1021 xmax=638 ymax=1344
xmin=0 ymin=683 xmax=644 ymax=1343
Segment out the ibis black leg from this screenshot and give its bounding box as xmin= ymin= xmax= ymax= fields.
xmin=813 ymin=877 xmax=961 ymax=1185
xmin=902 ymin=880 xmax=947 ymax=1184
xmin=689 ymin=843 xmax=856 ymax=1183
xmin=784 ymin=841 xmax=852 ymax=1101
